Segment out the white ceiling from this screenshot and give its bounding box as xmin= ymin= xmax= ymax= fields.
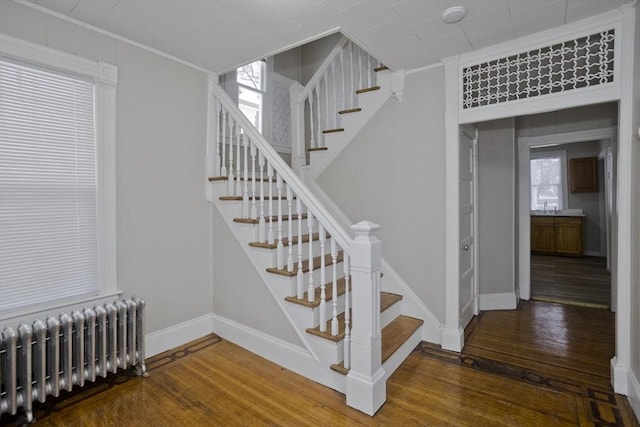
xmin=26 ymin=0 xmax=632 ymax=74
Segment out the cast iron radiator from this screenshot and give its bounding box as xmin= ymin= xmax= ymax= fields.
xmin=0 ymin=297 xmax=146 ymax=423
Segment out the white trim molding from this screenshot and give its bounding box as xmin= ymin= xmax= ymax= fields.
xmin=479 ymin=293 xmax=518 ymax=311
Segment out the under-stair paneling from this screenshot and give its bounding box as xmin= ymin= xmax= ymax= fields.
xmin=317 ymin=66 xmax=447 ymax=323
xmin=211 ymin=212 xmax=304 ymax=346
xmin=0 ymin=1 xmax=214 ymax=335
xmin=477 ymin=119 xmax=517 ymax=300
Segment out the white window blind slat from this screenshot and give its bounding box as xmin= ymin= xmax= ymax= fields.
xmin=0 ymin=57 xmax=98 ymax=313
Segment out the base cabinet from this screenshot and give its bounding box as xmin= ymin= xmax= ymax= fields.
xmin=531 ymin=216 xmax=583 ymax=256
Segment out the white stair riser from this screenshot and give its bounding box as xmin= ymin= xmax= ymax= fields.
xmin=306 ymin=333 xmax=344 ymax=364
xmin=380 ymin=299 xmax=402 ymax=329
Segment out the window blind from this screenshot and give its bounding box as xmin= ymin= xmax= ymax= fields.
xmin=0 ymin=58 xmax=98 ymax=313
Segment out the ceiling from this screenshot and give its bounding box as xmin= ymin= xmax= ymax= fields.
xmin=25 ymin=0 xmax=632 ymax=74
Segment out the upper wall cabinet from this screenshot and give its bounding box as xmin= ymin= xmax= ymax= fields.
xmin=569 ymin=157 xmax=598 ymax=193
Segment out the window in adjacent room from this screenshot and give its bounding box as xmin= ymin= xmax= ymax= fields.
xmin=0 ymin=35 xmax=118 ymax=316
xmin=236 ymin=59 xmax=266 ymax=132
xmin=530 ymin=151 xmax=566 ymax=211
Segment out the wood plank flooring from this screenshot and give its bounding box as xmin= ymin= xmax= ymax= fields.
xmin=2 ymin=301 xmax=636 ymax=426
xmin=531 ymin=254 xmax=611 ymax=308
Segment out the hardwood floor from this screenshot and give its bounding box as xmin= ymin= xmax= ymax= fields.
xmin=531 ymin=254 xmax=611 ymax=308
xmin=2 ymin=301 xmax=636 ymax=426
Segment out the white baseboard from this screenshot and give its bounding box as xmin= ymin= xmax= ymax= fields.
xmin=479 ymin=292 xmax=518 ymax=311
xmin=441 ymin=327 xmax=463 ymax=352
xmin=211 ymin=313 xmax=346 ymax=393
xmin=627 ymin=366 xmax=640 ymax=421
xmin=145 ymin=313 xmax=214 ymax=357
xmin=611 ymin=356 xmax=629 ymax=394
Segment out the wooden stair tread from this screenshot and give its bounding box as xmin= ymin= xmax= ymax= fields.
xmin=285 ymin=277 xmax=347 ymax=308
xmin=374 ymin=65 xmax=389 ymax=72
xmin=233 ymin=213 xmax=308 ymax=224
xmin=219 ymin=195 xmax=292 ymax=201
xmin=249 ymin=232 xmax=330 ymax=249
xmin=330 ymin=315 xmax=423 ymax=375
xmin=322 ymin=128 xmax=345 ymax=134
xmin=266 ymin=251 xmax=344 ymax=277
xmin=208 ymin=176 xmax=271 ymax=182
xmin=305 ymin=292 xmax=402 ymax=342
xmin=308 ymin=147 xmax=328 ymax=152
xmin=338 ymin=108 xmax=362 ymax=115
xmin=355 ymin=86 xmax=380 ymax=94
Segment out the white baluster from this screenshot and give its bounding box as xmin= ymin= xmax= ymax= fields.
xmin=331 ymin=240 xmax=339 ymax=336
xmin=276 ymin=173 xmax=284 ymax=270
xmin=340 ymin=49 xmax=346 ymax=111
xmin=242 ymin=133 xmax=249 ymax=219
xmin=367 ymin=52 xmax=372 ymax=88
xmin=309 ymin=91 xmax=315 ymax=149
xmin=221 ymin=109 xmax=227 ymax=177
xmin=296 ymin=199 xmax=304 ymax=300
xmin=350 ymin=42 xmax=355 ymax=108
xmin=258 ymin=153 xmax=266 ymax=243
xmin=215 ymin=101 xmax=221 ymax=176
xmin=324 ymin=70 xmax=329 ymax=131
xmin=236 ymin=124 xmax=242 ymax=196
xmin=307 ymin=213 xmax=315 ymax=303
xmin=315 ymin=87 xmax=322 ymax=147
xmin=267 ymin=164 xmax=275 ymax=245
xmin=227 ymin=119 xmax=235 ymax=195
xmin=319 ymin=224 xmax=327 ymax=332
xmin=343 ymin=254 xmax=351 ymax=369
xmin=286 ymin=186 xmax=294 ymax=272
xmin=332 ymin=60 xmax=337 ymax=129
xmin=358 ymin=46 xmax=363 ymax=91
xmin=250 ymin=141 xmax=257 ymax=220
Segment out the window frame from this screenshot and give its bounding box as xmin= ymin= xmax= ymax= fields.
xmin=0 ymin=34 xmax=119 ymax=324
xmin=236 ymin=59 xmax=266 ymax=133
xmin=529 ymin=149 xmax=568 ymax=211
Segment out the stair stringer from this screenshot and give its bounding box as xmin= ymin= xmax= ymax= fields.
xmin=302 ymin=179 xmax=444 ymax=345
xmin=209 ymin=186 xmax=348 ymax=394
xmin=304 ymin=71 xmax=394 ymax=180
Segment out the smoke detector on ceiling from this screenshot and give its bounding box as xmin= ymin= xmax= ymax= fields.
xmin=442 ymin=6 xmax=466 ymax=24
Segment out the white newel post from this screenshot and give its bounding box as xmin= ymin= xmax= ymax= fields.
xmin=346 ymin=221 xmax=385 ymax=416
xmin=289 ymin=81 xmax=306 ymax=176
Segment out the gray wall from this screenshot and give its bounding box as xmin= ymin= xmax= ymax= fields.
xmin=212 ymin=214 xmax=301 ymax=345
xmin=531 ymin=141 xmax=603 ymax=255
xmin=274 ymin=46 xmax=302 ymax=82
xmin=301 ymin=32 xmax=342 ymax=85
xmin=0 ymin=1 xmax=213 ymax=334
xmin=517 ymin=102 xmax=617 ymax=138
xmin=477 ymin=119 xmax=516 ymax=295
xmin=317 ymin=66 xmax=447 ymax=322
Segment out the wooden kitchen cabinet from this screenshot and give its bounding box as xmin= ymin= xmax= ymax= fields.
xmin=569 ymin=157 xmax=598 ymax=192
xmin=531 ymin=216 xmax=583 ymax=256
xmin=531 ymin=216 xmax=555 ymax=254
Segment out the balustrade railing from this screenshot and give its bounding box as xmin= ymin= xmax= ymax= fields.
xmin=290 ymin=37 xmax=382 ymax=170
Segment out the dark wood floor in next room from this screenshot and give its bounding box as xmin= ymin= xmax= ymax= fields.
xmin=531 ymin=254 xmax=611 ymax=309
xmin=3 ymin=301 xmax=636 ymax=426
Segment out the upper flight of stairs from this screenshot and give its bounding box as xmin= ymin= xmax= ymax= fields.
xmin=299 ymin=63 xmax=393 ymax=180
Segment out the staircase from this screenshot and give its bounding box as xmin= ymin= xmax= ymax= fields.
xmin=206 ymin=37 xmax=424 ymax=416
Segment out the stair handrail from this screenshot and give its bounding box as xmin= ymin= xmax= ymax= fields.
xmin=209 ymin=79 xmax=353 ymax=251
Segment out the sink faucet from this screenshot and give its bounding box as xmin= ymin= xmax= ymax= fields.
xmin=544 ymin=201 xmax=548 ymax=213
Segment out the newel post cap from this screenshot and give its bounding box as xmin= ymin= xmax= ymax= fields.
xmin=351 ymin=221 xmax=380 ymax=236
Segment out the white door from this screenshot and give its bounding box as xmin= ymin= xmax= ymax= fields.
xmin=459 ymin=125 xmax=478 ymax=329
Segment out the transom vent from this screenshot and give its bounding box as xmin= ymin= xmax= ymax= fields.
xmin=462 ymin=29 xmax=615 ymax=109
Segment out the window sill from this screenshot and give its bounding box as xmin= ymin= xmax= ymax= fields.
xmin=0 ymin=290 xmax=123 ymax=328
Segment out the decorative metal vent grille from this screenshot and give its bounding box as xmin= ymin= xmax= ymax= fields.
xmin=462 ymin=29 xmax=615 ymax=109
